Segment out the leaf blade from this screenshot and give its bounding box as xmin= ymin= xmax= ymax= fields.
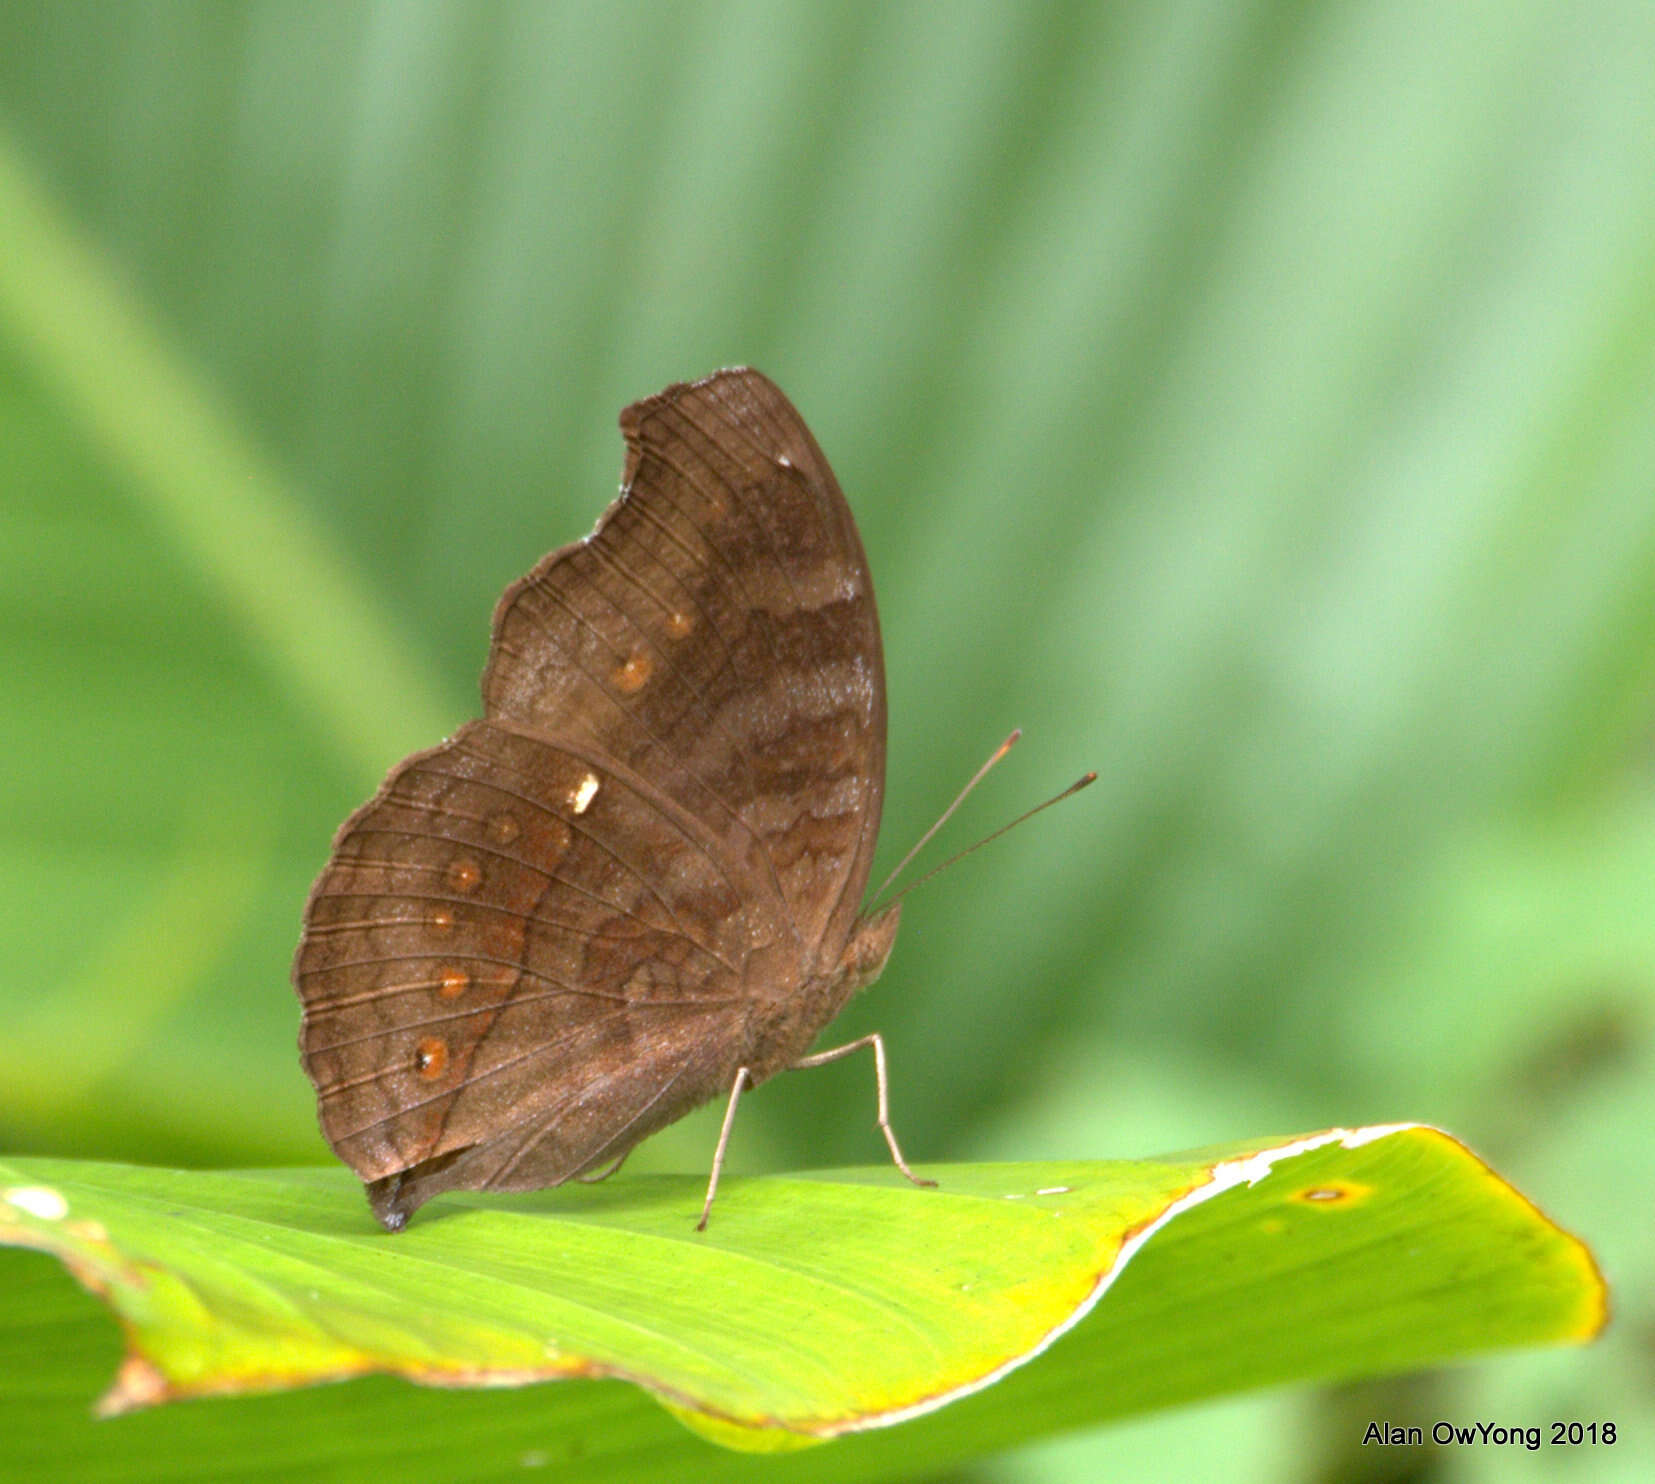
xmin=0 ymin=1124 xmax=1603 ymax=1453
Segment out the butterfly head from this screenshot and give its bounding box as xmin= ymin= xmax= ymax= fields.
xmin=835 ymin=900 xmax=902 ymax=999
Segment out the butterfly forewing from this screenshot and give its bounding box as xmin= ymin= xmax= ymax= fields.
xmin=294 ymin=369 xmax=891 ymax=1227
xmin=483 ymin=370 xmax=887 ymax=953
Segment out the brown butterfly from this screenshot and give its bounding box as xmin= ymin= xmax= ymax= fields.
xmin=295 ymin=368 xmax=934 ymax=1231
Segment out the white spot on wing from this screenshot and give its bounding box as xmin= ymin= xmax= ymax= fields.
xmin=571 ymin=773 xmax=600 ymax=814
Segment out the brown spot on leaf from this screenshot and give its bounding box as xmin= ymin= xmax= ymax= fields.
xmin=1292 ymin=1180 xmax=1370 ymax=1207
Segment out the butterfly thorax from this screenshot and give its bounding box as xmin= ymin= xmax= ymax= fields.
xmin=742 ymin=902 xmax=901 ymax=1084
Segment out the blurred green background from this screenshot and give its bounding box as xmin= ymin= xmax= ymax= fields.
xmin=2 ymin=1 xmax=1650 ymax=1480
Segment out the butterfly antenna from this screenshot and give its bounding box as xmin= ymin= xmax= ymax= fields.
xmin=872 ymin=730 xmax=1022 ymax=902
xmin=872 ymin=762 xmax=1096 ymax=911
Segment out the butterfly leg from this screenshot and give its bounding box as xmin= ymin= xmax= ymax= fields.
xmin=574 ymin=1151 xmax=630 ymax=1184
xmin=697 ymin=1066 xmax=753 ymax=1231
xmin=790 ymin=1033 xmax=937 ymax=1189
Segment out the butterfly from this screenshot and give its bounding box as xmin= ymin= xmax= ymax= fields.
xmin=294 ymin=368 xmax=933 ymax=1230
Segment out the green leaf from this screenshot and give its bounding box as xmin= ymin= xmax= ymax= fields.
xmin=0 ymin=1125 xmax=1603 ymax=1454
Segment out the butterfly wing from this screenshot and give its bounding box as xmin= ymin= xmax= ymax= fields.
xmin=298 ymin=720 xmax=751 ymax=1213
xmin=484 ymin=367 xmax=889 ymax=955
xmin=294 ymin=369 xmax=889 ymax=1227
